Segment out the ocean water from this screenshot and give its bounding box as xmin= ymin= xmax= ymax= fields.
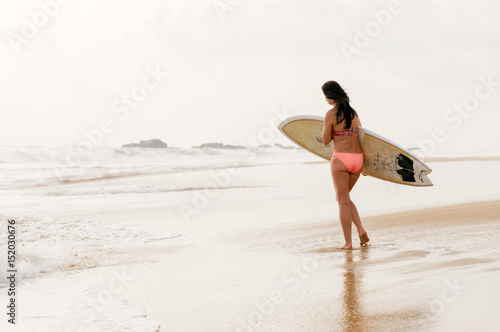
xmin=2 ymin=145 xmax=500 ymax=286
xmin=0 ymin=145 xmax=313 ymax=285
xmin=0 ymin=145 xmax=311 ymax=189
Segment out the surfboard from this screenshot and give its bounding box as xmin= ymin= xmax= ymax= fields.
xmin=277 ymin=115 xmax=433 ymax=186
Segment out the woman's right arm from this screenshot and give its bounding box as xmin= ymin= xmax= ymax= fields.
xmin=355 ymin=111 xmax=362 ymax=127
xmin=322 ymin=110 xmax=335 ymax=145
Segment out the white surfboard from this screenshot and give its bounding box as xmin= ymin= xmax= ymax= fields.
xmin=278 ymin=115 xmax=433 ymax=186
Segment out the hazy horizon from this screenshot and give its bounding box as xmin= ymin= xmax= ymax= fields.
xmin=1 ymin=0 xmax=499 ymax=156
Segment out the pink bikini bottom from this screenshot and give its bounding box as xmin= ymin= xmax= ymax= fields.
xmin=332 ymin=152 xmax=364 ymax=174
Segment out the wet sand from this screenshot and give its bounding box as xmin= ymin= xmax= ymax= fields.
xmin=422 ymin=156 xmax=500 ymax=162
xmin=240 ymin=200 xmax=500 ymax=331
xmin=4 ymin=161 xmax=500 ymax=331
xmin=35 ymin=199 xmax=499 ymax=331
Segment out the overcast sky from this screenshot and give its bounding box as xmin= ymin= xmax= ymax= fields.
xmin=1 ymin=0 xmax=499 ymax=155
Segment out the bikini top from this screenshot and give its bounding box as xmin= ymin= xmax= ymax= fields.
xmin=332 ymin=127 xmax=359 ymax=137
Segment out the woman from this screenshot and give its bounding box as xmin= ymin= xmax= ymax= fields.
xmin=321 ymin=81 xmax=369 ymax=249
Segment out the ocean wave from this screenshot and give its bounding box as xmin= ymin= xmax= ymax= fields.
xmin=35 ymin=185 xmax=262 ymax=197
xmin=0 ymin=145 xmax=303 ymax=164
xmin=0 ymin=217 xmax=180 ymax=286
xmin=0 ymin=146 xmax=314 ymax=190
xmin=50 ymin=162 xmax=268 ymax=185
xmin=55 ymin=171 xmax=145 ymax=184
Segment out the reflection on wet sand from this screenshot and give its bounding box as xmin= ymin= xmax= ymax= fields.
xmin=340 ymin=247 xmax=370 ymax=332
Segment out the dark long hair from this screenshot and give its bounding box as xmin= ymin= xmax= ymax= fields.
xmin=321 ymin=81 xmax=357 ymax=129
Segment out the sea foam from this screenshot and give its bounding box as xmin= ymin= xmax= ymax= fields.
xmin=0 ymin=216 xmax=180 ymax=287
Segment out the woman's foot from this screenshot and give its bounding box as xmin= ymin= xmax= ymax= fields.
xmin=337 ymin=244 xmax=353 ymax=250
xmin=359 ymin=231 xmax=369 ymax=245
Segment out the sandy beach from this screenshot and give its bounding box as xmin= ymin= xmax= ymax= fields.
xmin=1 ymin=158 xmax=499 ymax=331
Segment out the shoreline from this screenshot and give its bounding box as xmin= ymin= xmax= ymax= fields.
xmin=358 ymin=198 xmax=500 ymax=229
xmin=302 ymin=156 xmax=500 ymax=164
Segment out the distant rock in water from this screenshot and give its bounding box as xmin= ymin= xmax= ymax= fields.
xmin=194 ymin=143 xmax=245 ymax=149
xmin=258 ymin=143 xmax=298 ymax=149
xmin=273 ymin=143 xmax=299 ymax=150
xmin=192 ymin=142 xmax=298 ymax=150
xmin=122 ymin=139 xmax=168 ymax=148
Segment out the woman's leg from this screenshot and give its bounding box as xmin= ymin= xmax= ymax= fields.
xmin=348 ymin=172 xmax=369 ymax=245
xmin=331 ymin=157 xmax=353 ymax=249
